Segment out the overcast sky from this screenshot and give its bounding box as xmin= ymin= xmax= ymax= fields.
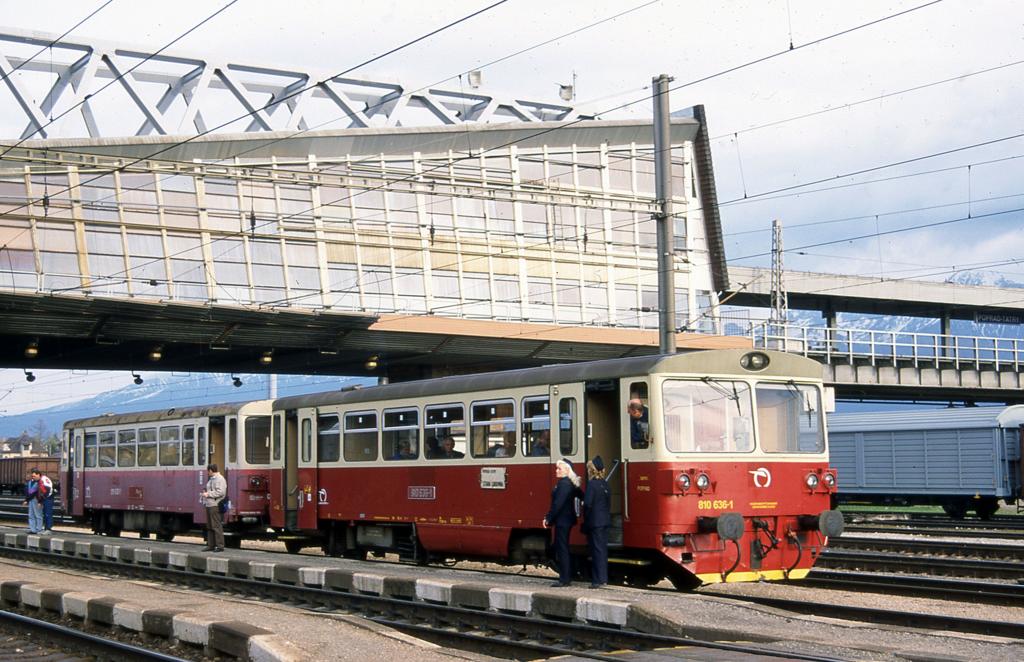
xmin=1 ymin=0 xmax=1021 ymax=414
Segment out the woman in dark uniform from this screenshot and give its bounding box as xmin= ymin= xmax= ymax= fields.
xmin=583 ymin=456 xmax=611 ymax=588
xmin=543 ymin=459 xmax=581 ymax=587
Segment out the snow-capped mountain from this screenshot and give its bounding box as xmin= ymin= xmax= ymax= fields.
xmin=0 ymin=373 xmax=373 ymax=440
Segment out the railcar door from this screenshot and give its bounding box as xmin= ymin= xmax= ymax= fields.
xmin=63 ymin=428 xmax=79 ymax=516
xmin=292 ymin=407 xmax=319 ymax=531
xmin=550 ymin=383 xmax=586 ymax=466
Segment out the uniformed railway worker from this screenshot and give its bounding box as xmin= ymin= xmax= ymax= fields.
xmin=543 ymin=459 xmax=582 ymax=587
xmin=583 ymin=456 xmax=611 ymax=589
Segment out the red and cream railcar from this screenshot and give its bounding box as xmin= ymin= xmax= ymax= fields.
xmin=269 ymin=348 xmax=843 ymax=587
xmin=60 ymin=401 xmax=274 ymax=542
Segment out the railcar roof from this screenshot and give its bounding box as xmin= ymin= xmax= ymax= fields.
xmin=273 ymin=349 xmax=821 ymax=411
xmin=63 ymin=401 xmax=266 ymax=429
xmin=828 ymin=404 xmax=1024 ymax=431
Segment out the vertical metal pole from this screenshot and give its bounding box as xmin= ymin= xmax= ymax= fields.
xmin=652 ymin=74 xmax=676 ymax=354
xmin=268 ymin=373 xmax=277 ymax=399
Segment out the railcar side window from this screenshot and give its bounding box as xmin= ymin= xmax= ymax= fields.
xmin=471 ymin=400 xmax=516 ymax=458
xmin=198 ymin=427 xmax=207 ymax=466
xmin=228 ymin=418 xmax=238 ymax=463
xmin=98 ymin=431 xmax=116 ymax=467
xmin=558 ymin=398 xmax=577 ymax=455
xmin=75 ymin=434 xmax=83 ymax=468
xmin=137 ymin=428 xmax=157 ymax=466
xmin=272 ymin=414 xmax=282 ymax=461
xmin=318 ymin=414 xmax=341 ymax=463
xmin=425 ymin=404 xmax=466 ymax=459
xmin=662 ymin=380 xmax=754 ymax=453
xmin=522 ymin=396 xmax=551 ymax=456
xmin=182 ymin=426 xmax=195 ymax=466
xmin=344 ymin=411 xmax=378 ymax=462
xmin=756 ymin=383 xmax=825 ymax=453
xmin=159 ymin=426 xmax=181 ymax=466
xmin=117 ymin=430 xmax=137 ymax=467
xmin=84 ymin=432 xmax=98 ymax=468
xmin=245 ymin=416 xmax=272 ymax=464
xmin=301 ymin=419 xmax=312 ymax=463
xmin=383 ymin=408 xmax=419 ymax=460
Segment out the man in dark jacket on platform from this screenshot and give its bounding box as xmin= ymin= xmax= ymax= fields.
xmin=583 ymin=456 xmax=611 ymax=588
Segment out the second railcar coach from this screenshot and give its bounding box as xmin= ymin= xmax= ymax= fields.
xmin=268 ymin=348 xmax=843 ymax=588
xmin=61 ymin=401 xmax=274 ymax=541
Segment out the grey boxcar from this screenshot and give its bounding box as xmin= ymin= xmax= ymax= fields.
xmin=827 ymin=407 xmax=1023 ymax=519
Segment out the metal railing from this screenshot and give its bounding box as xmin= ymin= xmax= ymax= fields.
xmin=750 ymin=321 xmax=1024 ymax=372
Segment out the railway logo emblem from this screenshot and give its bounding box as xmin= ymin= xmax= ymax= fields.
xmin=318 ymin=488 xmax=328 ymax=504
xmin=749 ymin=467 xmax=772 ymax=488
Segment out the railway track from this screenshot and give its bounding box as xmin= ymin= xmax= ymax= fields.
xmin=818 ymin=548 xmax=1024 ymax=580
xmin=803 ymin=569 xmax=1024 ymax=607
xmin=0 ymin=546 xmax=846 ymax=662
xmin=0 ymin=608 xmax=191 ymax=661
xmin=844 ymin=522 xmax=1024 ymax=541
xmin=831 ymin=536 xmax=1024 ymax=561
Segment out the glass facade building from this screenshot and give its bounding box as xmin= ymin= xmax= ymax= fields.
xmin=0 ymin=119 xmax=722 ymax=333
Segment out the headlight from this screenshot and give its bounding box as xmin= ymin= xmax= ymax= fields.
xmin=823 ymin=472 xmax=836 ymax=488
xmin=677 ymin=473 xmax=691 ymax=492
xmin=805 ymin=473 xmax=819 ymax=489
xmin=740 ymin=351 xmax=770 ymax=371
xmin=696 ymin=473 xmax=711 ymax=491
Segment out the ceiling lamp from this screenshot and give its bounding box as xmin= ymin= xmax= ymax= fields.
xmin=132 ymin=371 xmax=143 ymax=385
xmin=148 ymin=344 xmax=164 ymax=362
xmin=259 ymin=351 xmax=273 ymax=365
xmin=232 ymin=375 xmax=243 ymax=388
xmin=24 ymin=369 xmax=35 ymax=383
xmin=24 ymin=339 xmax=39 ymax=359
xmin=364 ymin=355 xmax=379 ymax=370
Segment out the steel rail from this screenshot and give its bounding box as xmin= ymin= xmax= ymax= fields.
xmin=819 ymin=548 xmax=1024 ymax=580
xmin=804 ymin=569 xmax=1024 ymax=606
xmin=0 ymin=608 xmax=190 ymax=661
xmin=843 ymin=523 xmax=1024 ymax=541
xmin=698 ymin=589 xmax=1024 ymax=640
xmin=830 ymin=536 xmax=1024 ymax=560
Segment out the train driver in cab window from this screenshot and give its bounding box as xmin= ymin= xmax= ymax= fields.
xmin=628 ymin=398 xmax=650 ymax=449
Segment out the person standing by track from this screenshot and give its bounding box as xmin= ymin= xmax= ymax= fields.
xmin=22 ymin=470 xmax=42 ymax=534
xmin=200 ymin=463 xmax=226 ymax=552
xmin=543 ymin=459 xmax=582 ymax=587
xmin=33 ymin=468 xmax=54 ymax=534
xmin=583 ymin=456 xmax=611 ymax=589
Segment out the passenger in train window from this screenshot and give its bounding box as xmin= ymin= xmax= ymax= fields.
xmin=438 ymin=436 xmax=464 ymax=459
xmin=493 ymin=436 xmax=516 ymax=458
xmin=389 ymin=440 xmax=416 ymax=460
xmin=530 ymin=430 xmax=551 ymax=456
xmin=543 ymin=458 xmax=582 ymax=587
xmin=425 ymin=437 xmax=441 ymax=459
xmin=628 ymin=399 xmax=650 ymax=449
